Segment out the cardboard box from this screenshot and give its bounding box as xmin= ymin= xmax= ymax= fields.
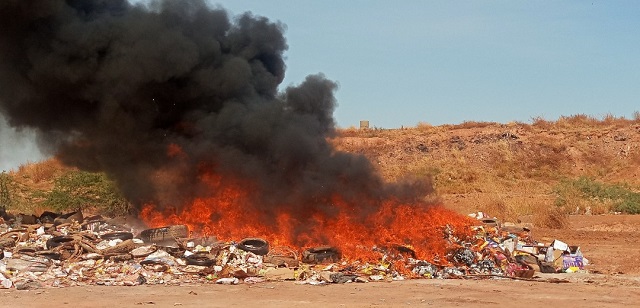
xmin=562 ymin=255 xmax=584 ymax=270
xmin=551 ymin=239 xmax=569 ymax=252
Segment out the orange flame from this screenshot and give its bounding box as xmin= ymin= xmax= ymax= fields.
xmin=141 ymin=148 xmax=474 ymax=263
xmin=166 ymin=143 xmax=185 ymax=158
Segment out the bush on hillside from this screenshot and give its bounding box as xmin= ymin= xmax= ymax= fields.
xmin=40 ymin=170 xmax=130 ymax=216
xmin=553 ymin=177 xmax=640 ymax=214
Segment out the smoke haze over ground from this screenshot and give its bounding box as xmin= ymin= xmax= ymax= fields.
xmin=0 ymin=114 xmax=46 ymax=171
xmin=0 ymin=0 xmax=433 ymax=218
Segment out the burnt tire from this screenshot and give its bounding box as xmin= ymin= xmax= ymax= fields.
xmin=46 ymin=235 xmax=75 ymax=249
xmin=237 ymin=238 xmax=269 ymax=256
xmin=53 ymin=211 xmax=83 ymax=225
xmin=302 ymin=246 xmax=341 ymax=264
xmin=160 ymin=246 xmax=186 ymax=258
xmin=139 ymin=225 xmax=188 ymax=244
xmin=185 ymin=253 xmax=215 ymax=266
xmin=100 ymin=232 xmax=134 ymax=241
xmin=38 ymin=211 xmax=59 ymax=224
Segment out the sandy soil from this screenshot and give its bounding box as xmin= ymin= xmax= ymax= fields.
xmin=3 ymin=214 xmax=640 ymax=308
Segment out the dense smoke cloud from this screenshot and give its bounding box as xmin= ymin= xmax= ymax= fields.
xmin=0 ymin=0 xmax=432 ymax=217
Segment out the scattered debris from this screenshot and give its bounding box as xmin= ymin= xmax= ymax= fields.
xmin=0 ymin=210 xmax=589 ymax=289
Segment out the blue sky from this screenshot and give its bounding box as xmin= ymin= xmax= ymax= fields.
xmin=214 ymin=0 xmax=640 ymax=128
xmin=1 ymin=1 xmax=639 ymax=170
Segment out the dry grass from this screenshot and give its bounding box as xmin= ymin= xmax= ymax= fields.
xmin=415 ymin=122 xmax=433 ymax=130
xmin=601 ymin=113 xmax=630 ymax=126
xmin=631 ymin=148 xmax=640 ymax=168
xmin=14 ymin=159 xmax=67 ymax=184
xmin=533 ymin=114 xmax=637 ymax=131
xmin=477 ymin=197 xmax=519 ymax=223
xmin=5 ymin=159 xmax=71 ymax=214
xmin=532 ymin=203 xmax=570 ymax=229
xmin=530 ymin=116 xmax=554 ymax=130
xmin=442 ymin=192 xmax=556 ymax=224
xmin=454 ymin=121 xmax=498 ymax=130
xmin=553 ymin=186 xmax=612 ymax=215
xmin=334 ymin=113 xmax=640 ymax=227
xmin=520 ymin=143 xmax=571 ymax=179
xmin=556 ymin=114 xmax=600 ymax=128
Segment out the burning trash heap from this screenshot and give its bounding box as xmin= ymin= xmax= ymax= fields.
xmin=0 ymin=210 xmax=587 ymax=289
xmin=0 ymin=0 xmax=587 ymax=289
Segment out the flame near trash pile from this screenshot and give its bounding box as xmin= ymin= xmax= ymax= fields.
xmin=0 ymin=0 xmax=473 ymax=264
xmin=140 ymin=159 xmax=474 ymax=263
xmin=0 ymin=2 xmax=592 ymax=289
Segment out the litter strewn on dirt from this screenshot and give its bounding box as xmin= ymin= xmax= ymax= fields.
xmin=0 ymin=211 xmax=588 ymax=289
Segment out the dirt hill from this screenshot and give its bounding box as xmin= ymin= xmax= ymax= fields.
xmin=333 ymin=116 xmax=640 ymax=222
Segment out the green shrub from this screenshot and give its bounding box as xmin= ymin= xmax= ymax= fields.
xmin=614 ymin=193 xmax=640 ymax=214
xmin=0 ymin=171 xmax=12 ymax=210
xmin=553 ymin=177 xmax=640 ymax=214
xmin=40 ymin=170 xmax=130 ymax=216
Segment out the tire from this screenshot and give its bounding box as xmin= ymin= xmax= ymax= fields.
xmin=17 ymin=214 xmax=38 ymax=225
xmin=82 ymin=216 xmax=106 ymax=231
xmin=237 ymin=238 xmax=269 ymax=256
xmin=185 ymin=253 xmax=215 ymax=266
xmin=139 ymin=225 xmax=188 ymax=243
xmin=53 ymin=211 xmax=83 ymax=225
xmin=46 ymin=235 xmax=75 ymax=249
xmin=302 ymin=246 xmax=341 ymax=264
xmin=38 ymin=211 xmax=58 ymax=224
xmin=161 ymin=246 xmax=186 ymax=257
xmin=100 ymin=232 xmax=134 ymax=241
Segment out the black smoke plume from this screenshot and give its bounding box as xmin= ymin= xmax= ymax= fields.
xmin=0 ymin=0 xmax=433 ymax=220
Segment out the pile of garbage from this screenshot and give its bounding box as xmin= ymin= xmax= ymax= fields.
xmin=0 ymin=211 xmax=588 ymax=289
xmin=457 ymin=212 xmax=587 ymax=277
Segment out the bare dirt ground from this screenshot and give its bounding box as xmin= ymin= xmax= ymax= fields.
xmin=3 ymin=214 xmax=640 ymax=308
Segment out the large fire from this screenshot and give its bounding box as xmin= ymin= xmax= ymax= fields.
xmin=140 ymin=160 xmax=473 ymax=263
xmin=1 ymin=0 xmax=474 ymax=265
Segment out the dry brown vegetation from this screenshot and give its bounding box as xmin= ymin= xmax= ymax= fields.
xmin=3 ymin=159 xmax=70 ymax=215
xmin=334 ymin=115 xmax=640 ymax=227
